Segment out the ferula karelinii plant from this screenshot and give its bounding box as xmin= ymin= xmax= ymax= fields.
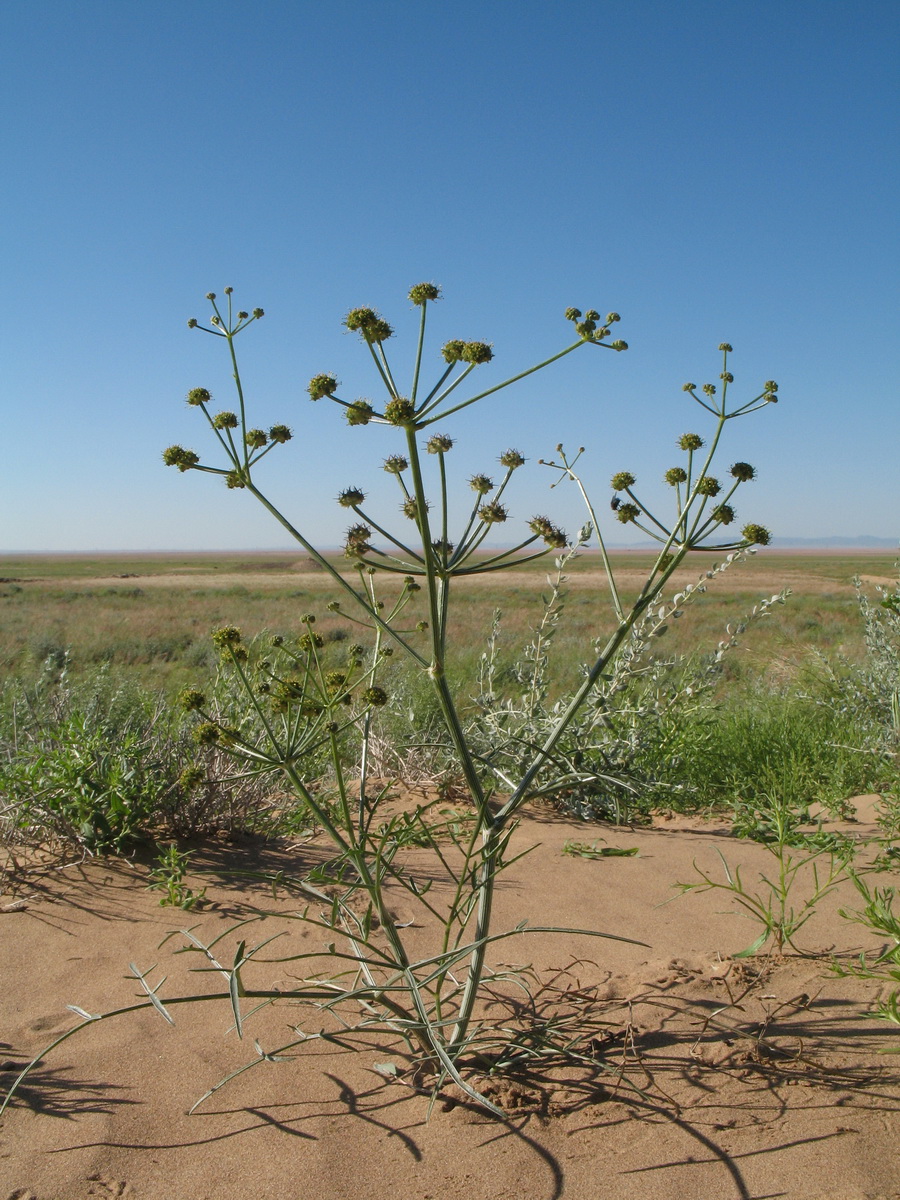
xmin=3 ymin=285 xmax=780 ymax=1121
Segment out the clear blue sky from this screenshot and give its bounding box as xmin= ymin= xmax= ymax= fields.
xmin=3 ymin=1 xmax=898 ymax=551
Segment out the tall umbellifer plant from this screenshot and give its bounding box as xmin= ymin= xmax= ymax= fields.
xmin=3 ymin=286 xmax=779 ymax=1118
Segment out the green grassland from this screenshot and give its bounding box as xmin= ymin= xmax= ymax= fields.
xmin=0 ymin=549 xmax=894 ymax=695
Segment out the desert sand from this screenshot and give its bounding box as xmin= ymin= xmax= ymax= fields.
xmin=2 ymin=799 xmax=899 ymax=1200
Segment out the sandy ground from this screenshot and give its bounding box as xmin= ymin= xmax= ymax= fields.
xmin=2 ymin=799 xmax=899 ymax=1200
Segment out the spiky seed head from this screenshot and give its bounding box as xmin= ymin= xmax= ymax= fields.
xmin=363 ymin=686 xmax=388 ymax=707
xmin=713 ymin=504 xmax=735 ymax=525
xmin=499 ymin=449 xmax=525 ymax=469
xmin=213 ymin=411 xmax=239 ymax=429
xmin=338 ymin=487 xmax=366 ymax=508
xmin=383 ymin=454 xmax=409 ymax=473
xmin=384 ymin=397 xmax=416 ymax=425
xmin=742 ymin=523 xmax=771 ymax=546
xmin=529 ymin=515 xmax=553 ymax=536
xmin=427 ymin=434 xmax=454 ymax=454
xmin=664 ymin=467 xmax=688 ymax=485
xmin=186 ymin=387 xmax=211 ymax=406
xmin=245 ymin=428 xmax=267 ymax=449
xmin=179 ymin=688 xmax=206 ymax=711
xmin=298 ymin=631 xmax=324 ymax=651
xmin=408 ymin=282 xmax=441 ymax=305
xmin=678 ymin=433 xmax=704 ymax=451
xmin=730 ymin=461 xmax=756 ymax=482
xmin=346 ymin=400 xmax=374 ymax=426
xmin=225 ymin=470 xmax=246 ymax=489
xmin=269 ymin=424 xmax=292 ymax=443
xmin=469 ymin=474 xmax=493 ymax=494
xmin=193 ymin=722 xmax=220 ymax=746
xmin=441 ymin=339 xmax=467 ymax=363
xmin=611 ymin=471 xmax=635 ymax=491
xmin=478 ymin=501 xmax=508 ymax=524
xmin=402 ymin=497 xmax=421 ymax=520
xmin=616 ymin=503 xmax=641 ymax=524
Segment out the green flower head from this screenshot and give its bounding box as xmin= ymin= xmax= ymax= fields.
xmin=610 ymin=471 xmax=635 ymax=491
xmin=616 ymin=503 xmax=640 ymax=524
xmin=186 ymin=387 xmax=211 ymax=406
xmin=308 ymin=373 xmax=339 ymax=401
xmin=384 ymin=397 xmax=416 ymax=425
xmin=664 ymin=467 xmax=688 ymax=486
xmin=742 ymin=523 xmax=771 ymax=546
xmin=178 ymin=688 xmax=206 ymax=712
xmin=363 ymin=686 xmax=388 ymax=707
xmin=245 ymin=428 xmax=268 ymax=449
xmin=499 ymin=449 xmax=525 ymax=469
xmin=212 ymin=625 xmax=242 ymax=649
xmin=162 ymin=445 xmax=200 ymax=471
xmin=345 ymin=307 xmax=392 ymax=342
xmin=213 ymin=411 xmax=239 ymax=429
xmin=346 ymin=400 xmax=374 ymax=426
xmin=712 ymin=503 xmax=735 ymax=525
xmin=469 ymin=474 xmax=493 ymax=494
xmin=730 ymin=461 xmax=756 ymax=482
xmin=193 ymin=722 xmax=220 ymax=747
xmin=408 ymin=282 xmax=441 ymax=305
xmin=269 ymin=424 xmax=292 ymax=443
xmin=718 ymin=342 xmax=733 ymax=353
xmin=564 ymin=307 xmax=582 ymax=321
xmin=427 ymin=434 xmax=454 ymax=454
xmin=441 ymin=339 xmax=467 ymax=363
xmin=678 ymin=433 xmax=704 ymax=451
xmin=611 ymin=340 xmax=628 ymax=351
xmin=225 ymin=470 xmax=246 ymax=489
xmin=178 ymin=766 xmax=205 ymax=791
xmin=696 ymin=475 xmax=721 ymax=497
xmin=462 ymin=341 xmax=493 ymax=364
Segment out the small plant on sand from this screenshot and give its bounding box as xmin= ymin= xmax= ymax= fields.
xmin=835 ymin=873 xmax=900 ymax=1033
xmin=148 ymin=844 xmax=207 ymax=910
xmin=675 ymin=791 xmax=861 ymax=957
xmin=3 ymin=288 xmax=779 ymax=1118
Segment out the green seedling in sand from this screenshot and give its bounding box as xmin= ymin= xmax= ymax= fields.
xmin=148 ymin=843 xmax=206 ymax=910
